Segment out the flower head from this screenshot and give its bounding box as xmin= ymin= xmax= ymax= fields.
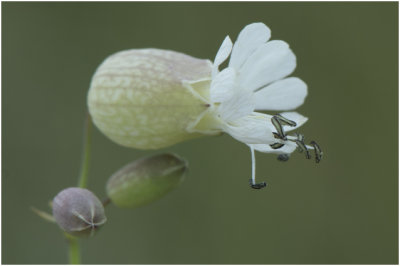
xmin=196 ymin=23 xmax=309 ymax=152
xmin=88 ymin=22 xmax=322 ymax=188
xmin=188 ymin=23 xmax=322 ymax=187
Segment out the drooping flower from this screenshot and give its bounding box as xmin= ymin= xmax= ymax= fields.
xmin=88 ymin=22 xmax=322 ymax=188
xmin=200 ymin=23 xmax=322 ymax=187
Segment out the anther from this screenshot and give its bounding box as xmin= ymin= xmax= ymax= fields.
xmin=249 ymin=179 xmax=267 ymax=189
xmin=269 ymin=114 xmax=321 ymax=163
xmin=275 ymin=114 xmax=297 ymax=127
xmin=273 ymin=132 xmax=283 ymax=139
xmin=295 ymin=139 xmax=311 ymax=159
xmin=271 ymin=116 xmax=287 ymax=140
xmin=310 ymin=141 xmax=323 ymax=163
xmin=270 ymin=142 xmax=285 ymax=149
xmin=277 ymin=154 xmax=290 ymax=162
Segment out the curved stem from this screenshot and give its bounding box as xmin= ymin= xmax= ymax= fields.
xmin=78 ymin=112 xmax=92 ymax=188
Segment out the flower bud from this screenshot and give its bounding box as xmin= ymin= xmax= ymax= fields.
xmin=52 ymin=187 xmax=106 ymax=237
xmin=87 ymin=48 xmax=217 ymax=150
xmin=106 ymin=153 xmax=187 ymax=208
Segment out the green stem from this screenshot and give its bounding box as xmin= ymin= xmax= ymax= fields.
xmin=67 ymin=112 xmax=93 ymax=264
xmin=78 ymin=112 xmax=92 ymax=188
xmin=67 ymin=235 xmax=81 ymax=264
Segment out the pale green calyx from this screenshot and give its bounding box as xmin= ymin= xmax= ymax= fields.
xmin=106 ymin=153 xmax=187 ymax=208
xmin=88 ymin=49 xmax=219 ymax=150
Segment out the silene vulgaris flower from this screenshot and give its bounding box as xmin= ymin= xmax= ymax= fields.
xmin=88 ymin=22 xmax=322 ymax=189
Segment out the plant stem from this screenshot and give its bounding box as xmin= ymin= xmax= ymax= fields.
xmin=67 ymin=234 xmax=81 ymax=264
xmin=78 ymin=112 xmax=92 ymax=189
xmin=68 ymin=112 xmax=93 ymax=264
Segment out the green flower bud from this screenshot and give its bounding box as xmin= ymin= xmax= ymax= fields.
xmin=106 ymin=153 xmax=187 ymax=208
xmin=87 ymin=48 xmax=219 ymax=150
xmin=52 ymin=187 xmax=106 ymax=237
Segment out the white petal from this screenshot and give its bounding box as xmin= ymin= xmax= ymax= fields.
xmin=254 ymin=77 xmax=308 ymax=111
xmin=212 ymin=36 xmax=233 ymax=78
xmin=218 ymin=86 xmax=255 ymax=122
xmin=210 ymin=67 xmax=236 ymax=103
xmin=238 ymin=40 xmax=296 ymax=91
xmin=278 ymin=111 xmax=308 ymax=132
xmin=229 ymin=23 xmax=271 ymax=70
xmin=251 ymin=142 xmax=297 ymax=154
xmin=223 ymin=112 xmax=274 ymax=144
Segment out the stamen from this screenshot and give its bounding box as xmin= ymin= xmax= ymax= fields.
xmin=275 ymin=114 xmax=297 ymax=127
xmin=271 ymin=116 xmax=286 ymax=140
xmin=286 ymin=135 xmax=298 ymax=141
xmin=296 ymin=133 xmax=304 ymax=142
xmin=273 ymin=132 xmax=283 ymax=139
xmin=277 ymin=154 xmax=290 ymax=162
xmin=249 ymin=146 xmax=267 ymax=189
xmin=271 ymin=114 xmax=297 ymax=141
xmin=249 ymin=179 xmax=267 ymax=189
xmin=285 ymin=133 xmax=322 ymax=163
xmin=310 ymin=141 xmax=323 ymax=163
xmin=270 ymin=142 xmax=284 ymax=149
xmin=295 ymin=139 xmax=311 ymax=159
xmin=269 ymin=114 xmax=322 ymax=164
xmin=250 ymin=146 xmax=255 ymax=184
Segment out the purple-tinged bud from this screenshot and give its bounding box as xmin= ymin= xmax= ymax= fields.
xmin=52 ymin=187 xmax=106 ymax=237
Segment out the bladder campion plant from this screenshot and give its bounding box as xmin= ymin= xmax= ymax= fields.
xmin=34 ymin=22 xmax=322 ymax=264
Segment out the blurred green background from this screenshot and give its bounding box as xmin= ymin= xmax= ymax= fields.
xmin=2 ymin=2 xmax=398 ymax=264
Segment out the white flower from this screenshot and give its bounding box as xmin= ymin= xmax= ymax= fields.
xmin=87 ymin=22 xmax=322 ymax=188
xmin=191 ymin=22 xmax=319 ymax=187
